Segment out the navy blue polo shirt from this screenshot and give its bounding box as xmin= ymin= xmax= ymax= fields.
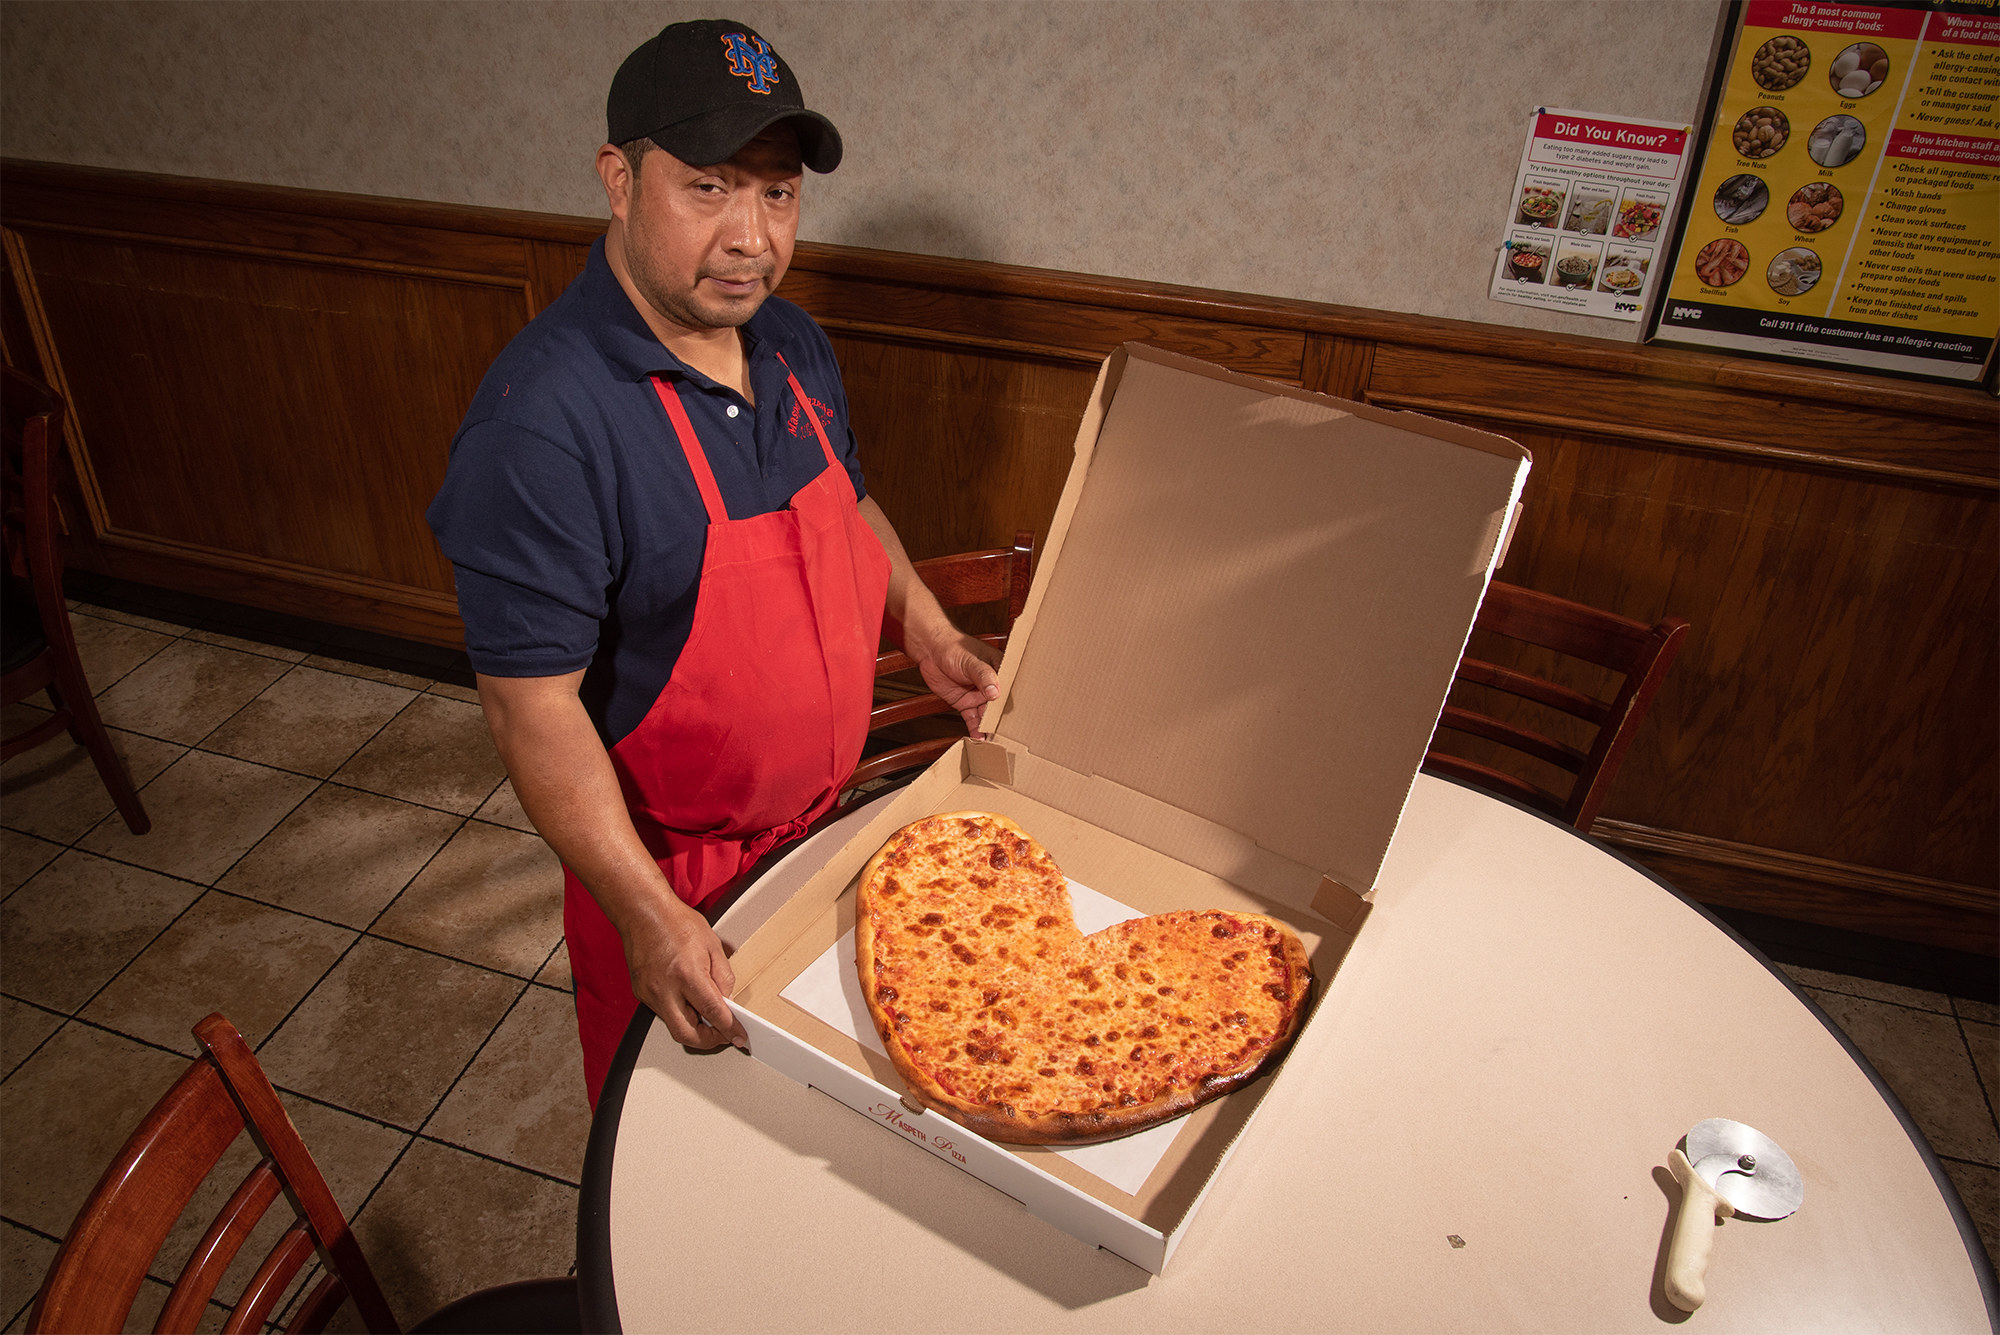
xmin=426 ymin=237 xmax=867 ymax=748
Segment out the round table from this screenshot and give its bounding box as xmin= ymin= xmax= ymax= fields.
xmin=578 ymin=776 xmax=1996 ymax=1332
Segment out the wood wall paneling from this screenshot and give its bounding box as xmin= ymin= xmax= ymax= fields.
xmin=3 ymin=160 xmax=1993 ymax=956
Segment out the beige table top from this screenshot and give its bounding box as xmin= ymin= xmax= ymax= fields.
xmin=599 ymin=776 xmax=1995 ymax=1333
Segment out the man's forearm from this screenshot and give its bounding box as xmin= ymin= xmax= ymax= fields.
xmin=475 ymin=671 xmax=696 ymax=945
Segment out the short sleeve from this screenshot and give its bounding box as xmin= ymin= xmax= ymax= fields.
xmin=426 ymin=418 xmax=611 ymax=676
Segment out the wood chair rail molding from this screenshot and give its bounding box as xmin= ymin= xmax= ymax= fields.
xmin=2 ymin=159 xmax=1993 ymax=955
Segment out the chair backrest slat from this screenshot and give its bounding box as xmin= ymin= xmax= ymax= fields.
xmin=218 ymin=1225 xmax=315 ymax=1335
xmin=157 ymin=1161 xmax=283 ymax=1331
xmin=1425 ymin=581 xmax=1689 ymax=834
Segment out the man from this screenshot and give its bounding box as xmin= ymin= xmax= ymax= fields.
xmin=427 ymin=19 xmax=998 ymax=1106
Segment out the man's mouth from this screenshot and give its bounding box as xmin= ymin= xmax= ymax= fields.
xmin=702 ymin=271 xmax=769 ymax=295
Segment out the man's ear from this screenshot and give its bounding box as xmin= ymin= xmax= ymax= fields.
xmin=596 ymin=143 xmax=635 ymax=221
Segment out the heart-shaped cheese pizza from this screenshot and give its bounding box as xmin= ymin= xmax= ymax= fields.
xmin=856 ymin=811 xmax=1313 ymax=1146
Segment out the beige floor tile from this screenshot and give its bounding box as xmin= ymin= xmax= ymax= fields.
xmin=0 ymin=1022 xmax=188 ymax=1237
xmin=331 ymin=695 xmax=505 ymax=816
xmin=257 ymin=938 xmax=521 ymax=1128
xmin=183 ymin=627 xmax=312 ymax=664
xmin=203 ymin=667 xmax=419 ymax=778
xmin=218 ymin=785 xmax=460 ymax=929
xmin=1809 ymin=990 xmax=2000 ymax=1165
xmin=350 ymin=1138 xmax=577 ymax=1327
xmin=69 ymin=604 xmax=188 ymax=637
xmin=472 ymin=779 xmax=537 ymax=834
xmin=301 ymin=656 xmax=429 ymax=691
xmin=1779 ymin=964 xmax=1951 ymax=1014
xmin=1967 ymin=1020 xmax=1997 ymax=1105
xmin=1941 ymin=1158 xmax=1999 ymax=1272
xmin=67 ymin=612 xmax=176 ymax=694
xmin=0 ymin=830 xmax=63 ymax=897
xmin=0 ymin=851 xmax=204 ymax=1012
xmin=1958 ymin=997 xmax=2000 ymax=1026
xmin=426 ymin=986 xmax=588 ymax=1181
xmin=2 ymin=1219 xmax=57 ymax=1332
xmin=82 ymin=892 xmax=354 ymax=1056
xmin=536 ymin=940 xmax=573 ymax=992
xmin=373 ymin=822 xmax=561 ymax=977
xmin=0 ymin=727 xmax=184 ymax=844
xmin=0 ymin=999 xmax=63 ymax=1079
xmin=78 ymin=751 xmax=317 ymax=885
xmin=425 ymin=681 xmax=482 ymax=705
xmin=93 ymin=641 xmax=291 ymax=745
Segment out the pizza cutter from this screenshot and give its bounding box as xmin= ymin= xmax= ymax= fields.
xmin=1664 ymin=1118 xmax=1804 ymax=1312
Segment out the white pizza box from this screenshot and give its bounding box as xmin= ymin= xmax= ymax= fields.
xmin=721 ymin=343 xmax=1530 ymax=1273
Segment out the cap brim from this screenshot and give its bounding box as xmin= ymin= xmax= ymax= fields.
xmin=649 ymin=106 xmax=843 ymax=173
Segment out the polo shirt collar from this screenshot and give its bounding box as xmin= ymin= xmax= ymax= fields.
xmin=580 ymin=237 xmax=777 ymax=389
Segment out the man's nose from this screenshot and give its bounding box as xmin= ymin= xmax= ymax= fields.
xmin=721 ymin=192 xmax=772 ymax=255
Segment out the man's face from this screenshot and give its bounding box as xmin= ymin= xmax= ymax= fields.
xmin=616 ymin=126 xmax=803 ymax=336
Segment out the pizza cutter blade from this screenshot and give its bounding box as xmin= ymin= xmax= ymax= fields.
xmin=1664 ymin=1119 xmax=1803 ymax=1312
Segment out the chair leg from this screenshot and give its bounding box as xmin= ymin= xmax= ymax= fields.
xmin=44 ymin=666 xmax=150 ymax=835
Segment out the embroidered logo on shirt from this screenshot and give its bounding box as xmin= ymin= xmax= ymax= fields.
xmin=787 ymin=394 xmax=835 ymax=439
xmin=719 ymin=33 xmax=780 ymax=94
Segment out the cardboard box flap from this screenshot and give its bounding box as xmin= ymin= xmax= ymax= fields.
xmin=995 ymin=345 xmax=1528 ymax=890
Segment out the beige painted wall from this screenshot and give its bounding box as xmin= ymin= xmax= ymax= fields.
xmin=1 ymin=0 xmax=1727 ymax=340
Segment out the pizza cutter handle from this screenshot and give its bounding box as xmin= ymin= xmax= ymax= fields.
xmin=1665 ymin=1148 xmax=1736 ymax=1312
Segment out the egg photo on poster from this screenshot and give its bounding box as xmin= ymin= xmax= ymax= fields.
xmin=1828 ymin=42 xmax=1890 ymax=98
xmin=1809 ymin=115 xmax=1867 ymax=168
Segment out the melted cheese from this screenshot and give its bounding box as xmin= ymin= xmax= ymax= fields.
xmin=862 ymin=814 xmax=1304 ymax=1124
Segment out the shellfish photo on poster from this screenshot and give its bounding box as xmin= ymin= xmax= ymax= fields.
xmin=1650 ymin=0 xmax=1999 ymax=384
xmin=1490 ymin=108 xmax=1695 ymax=322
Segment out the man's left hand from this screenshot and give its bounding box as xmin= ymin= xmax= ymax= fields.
xmin=914 ymin=631 xmax=1002 ymax=735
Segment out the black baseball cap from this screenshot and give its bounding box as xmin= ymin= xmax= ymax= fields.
xmin=607 ymin=19 xmax=842 ymax=173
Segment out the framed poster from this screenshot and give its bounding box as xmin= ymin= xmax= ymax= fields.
xmin=1649 ymin=0 xmax=1998 ymax=384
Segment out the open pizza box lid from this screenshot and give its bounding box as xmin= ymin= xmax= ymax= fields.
xmin=719 ymin=343 xmax=1530 ymax=1273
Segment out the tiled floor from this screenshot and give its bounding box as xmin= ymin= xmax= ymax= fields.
xmin=2 ymin=595 xmax=583 ymax=1331
xmin=1 ymin=590 xmax=1995 ymax=1332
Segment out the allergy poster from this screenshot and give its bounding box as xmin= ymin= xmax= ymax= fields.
xmin=1650 ymin=0 xmax=1999 ymax=383
xmin=1489 ymin=109 xmax=1695 ymax=321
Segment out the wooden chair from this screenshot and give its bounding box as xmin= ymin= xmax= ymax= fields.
xmin=2 ymin=365 xmax=149 ymax=833
xmin=28 ymin=1013 xmax=578 ymax=1334
xmin=842 ymin=531 xmax=1033 ymax=795
xmin=1423 ymin=580 xmax=1689 ymax=834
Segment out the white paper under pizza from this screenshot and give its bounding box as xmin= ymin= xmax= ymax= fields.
xmin=778 ymin=880 xmax=1181 ymax=1195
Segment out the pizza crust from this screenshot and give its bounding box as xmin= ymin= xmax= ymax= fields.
xmin=856 ymin=811 xmax=1313 ymax=1147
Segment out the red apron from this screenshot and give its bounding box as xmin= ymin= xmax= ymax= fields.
xmin=565 ymin=361 xmax=889 ymax=1105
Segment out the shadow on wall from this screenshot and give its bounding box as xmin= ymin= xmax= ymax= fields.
xmin=834 ymin=195 xmax=999 ymax=262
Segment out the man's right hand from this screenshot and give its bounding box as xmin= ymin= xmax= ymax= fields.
xmin=622 ymin=894 xmax=749 ymax=1050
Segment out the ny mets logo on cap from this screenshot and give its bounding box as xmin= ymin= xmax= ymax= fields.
xmin=719 ymin=31 xmax=780 ymax=94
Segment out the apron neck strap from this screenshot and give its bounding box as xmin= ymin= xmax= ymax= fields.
xmin=776 ymin=351 xmax=845 ymax=476
xmin=649 ymin=374 xmax=730 ymax=524
xmin=649 ymin=353 xmax=849 ymax=526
